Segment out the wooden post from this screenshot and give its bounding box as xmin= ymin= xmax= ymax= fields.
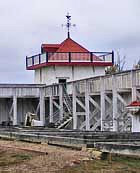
xmin=131 ymin=70 xmax=137 ymax=101
xmin=73 ymin=82 xmax=77 ymax=129
xmin=100 ymin=77 xmax=105 ymax=131
xmin=59 ymin=84 xmax=63 ymax=121
xmin=13 ymin=94 xmax=17 ymax=126
xmin=131 ymin=70 xmax=137 ymax=132
xmin=40 ymin=88 xmax=45 ymax=125
xmin=112 ymin=75 xmax=118 ymax=131
xmin=49 ymin=96 xmax=53 ymax=123
xmin=85 ymin=80 xmax=90 ymax=130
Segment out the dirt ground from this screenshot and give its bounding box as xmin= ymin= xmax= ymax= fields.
xmin=0 ymin=139 xmax=139 ymax=173
xmin=0 ymin=139 xmax=90 ymax=173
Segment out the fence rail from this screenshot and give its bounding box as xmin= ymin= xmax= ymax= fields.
xmin=26 ymin=51 xmax=114 ymax=68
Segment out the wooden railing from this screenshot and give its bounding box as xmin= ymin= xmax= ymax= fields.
xmin=26 ymin=51 xmax=114 ymax=69
xmin=0 ymin=69 xmax=140 ymax=97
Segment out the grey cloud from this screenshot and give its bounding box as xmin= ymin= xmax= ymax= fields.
xmin=0 ymin=0 xmax=139 ymax=83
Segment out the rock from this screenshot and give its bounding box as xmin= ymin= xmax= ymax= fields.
xmin=72 ymin=160 xmax=80 ymax=164
xmin=81 ymin=157 xmax=91 ymax=161
xmin=92 ymin=150 xmax=101 ymax=159
xmin=87 ymin=148 xmax=102 ymax=159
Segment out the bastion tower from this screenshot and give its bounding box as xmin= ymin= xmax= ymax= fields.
xmin=26 ymin=14 xmax=114 ymax=85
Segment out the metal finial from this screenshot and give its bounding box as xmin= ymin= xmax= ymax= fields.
xmin=62 ymin=13 xmax=76 ymax=38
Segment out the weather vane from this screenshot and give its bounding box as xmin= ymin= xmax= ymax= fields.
xmin=62 ymin=13 xmax=76 ymax=38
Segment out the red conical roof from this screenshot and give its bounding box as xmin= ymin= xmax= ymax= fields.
xmin=41 ymin=37 xmax=89 ymax=53
xmin=56 ymin=38 xmax=89 ymax=52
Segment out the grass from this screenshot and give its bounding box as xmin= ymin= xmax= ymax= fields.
xmin=0 ymin=150 xmax=32 ymax=166
xmin=57 ymin=156 xmax=140 ymax=173
xmin=0 ymin=144 xmax=140 ymax=173
xmin=11 ymin=153 xmax=32 ymax=160
xmin=112 ymin=155 xmax=140 ymax=169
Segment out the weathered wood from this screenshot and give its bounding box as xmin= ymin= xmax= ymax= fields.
xmin=85 ymin=80 xmax=90 ymax=130
xmin=13 ymin=95 xmax=17 ymax=126
xmin=0 ymin=69 xmax=140 ymax=130
xmin=49 ymin=96 xmax=53 ymax=123
xmin=100 ymin=77 xmax=105 ymax=131
xmin=112 ymin=75 xmax=118 ymax=131
xmin=59 ymin=85 xmax=63 ymax=121
xmin=89 ymin=96 xmax=100 ymax=110
xmin=73 ymin=83 xmax=77 ymax=129
xmin=35 ymin=101 xmax=40 ymax=115
xmin=40 ymin=88 xmax=45 ymax=125
xmin=53 ymin=100 xmax=60 ymax=110
xmin=76 ymin=98 xmax=85 ymax=111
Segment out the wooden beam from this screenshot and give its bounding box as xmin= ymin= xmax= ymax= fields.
xmin=35 ymin=101 xmax=40 ymax=115
xmin=80 ymin=109 xmax=99 ymax=129
xmin=9 ymin=102 xmax=13 ymax=115
xmin=131 ymin=70 xmax=137 ymax=101
xmin=76 ymin=112 xmax=85 ymax=116
xmin=40 ymin=88 xmax=45 ymax=125
xmin=13 ymin=94 xmax=17 ymax=126
xmin=91 ymin=119 xmax=101 ymax=131
xmin=76 ymin=98 xmax=86 ymax=111
xmin=53 ymin=100 xmax=60 ymax=110
xmin=59 ymin=85 xmax=63 ymax=120
xmin=73 ymin=82 xmax=77 ymax=129
xmin=112 ymin=75 xmax=117 ymax=131
xmin=49 ymin=96 xmax=53 ymax=123
xmin=136 ymin=90 xmax=140 ymax=100
xmin=100 ymin=77 xmax=105 ymax=131
xmin=105 ymin=95 xmax=112 ymax=105
xmin=89 ymin=96 xmax=100 ymax=110
xmin=85 ymin=80 xmax=90 ymax=130
xmin=117 ymin=93 xmax=127 ymax=106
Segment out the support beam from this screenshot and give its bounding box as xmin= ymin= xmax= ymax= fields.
xmin=13 ymin=95 xmax=17 ymax=126
xmin=76 ymin=98 xmax=86 ymax=110
xmin=89 ymin=97 xmax=100 ymax=110
xmin=53 ymin=100 xmax=60 ymax=109
xmin=112 ymin=75 xmax=118 ymax=131
xmin=40 ymin=88 xmax=45 ymax=125
xmin=8 ymin=100 xmax=14 ymax=122
xmin=73 ymin=82 xmax=77 ymax=129
xmin=49 ymin=96 xmax=53 ymax=123
xmin=85 ymin=80 xmax=90 ymax=130
xmin=76 ymin=112 xmax=85 ymax=116
xmin=117 ymin=93 xmax=127 ymax=106
xmin=9 ymin=102 xmax=13 ymax=116
xmin=59 ymin=84 xmax=63 ymax=120
xmin=100 ymin=77 xmax=105 ymax=131
xmin=91 ymin=119 xmax=101 ymax=131
xmin=35 ymin=101 xmax=40 ymax=115
xmin=80 ymin=109 xmax=98 ymax=129
xmin=105 ymin=95 xmax=112 ymax=105
xmin=131 ymin=70 xmax=137 ymax=132
xmin=136 ymin=90 xmax=140 ymax=100
xmin=131 ymin=70 xmax=137 ymax=101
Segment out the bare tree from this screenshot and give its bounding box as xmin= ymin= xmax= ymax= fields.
xmin=106 ymin=51 xmax=126 ymax=74
xmin=133 ymin=58 xmax=140 ymax=69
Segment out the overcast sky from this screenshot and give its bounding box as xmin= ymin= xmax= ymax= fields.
xmin=0 ymin=0 xmax=140 ymax=83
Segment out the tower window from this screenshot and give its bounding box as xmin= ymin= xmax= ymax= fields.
xmin=58 ymin=79 xmax=67 ymax=89
xmin=59 ymin=79 xmax=66 ymax=84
